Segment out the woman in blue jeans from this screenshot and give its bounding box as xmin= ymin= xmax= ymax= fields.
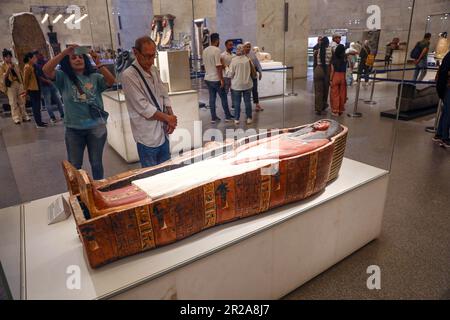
xmin=229 ymin=44 xmax=254 ymax=125
xmin=43 ymin=45 xmax=116 ymax=180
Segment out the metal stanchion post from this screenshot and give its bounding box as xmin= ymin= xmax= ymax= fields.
xmin=348 ymin=71 xmax=363 ymax=118
xmin=365 ymin=70 xmax=377 ymax=105
xmin=290 ymin=67 xmax=298 ymax=96
xmin=286 ymin=67 xmax=298 ymax=97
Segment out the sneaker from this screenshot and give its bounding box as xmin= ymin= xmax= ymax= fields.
xmin=49 ymin=118 xmax=57 ymax=125
xmin=440 ymin=139 xmax=450 ymax=149
xmin=210 ymin=117 xmax=221 ymax=124
xmin=36 ymin=124 xmax=47 ymax=129
xmin=14 ymin=120 xmax=21 ymax=125
xmin=432 ymin=136 xmax=443 ymax=143
xmin=246 ymin=118 xmax=253 ymax=125
xmin=23 ymin=117 xmax=31 ymax=122
xmin=225 ymin=117 xmax=234 ymax=123
xmin=234 ymin=120 xmax=240 ymax=125
xmin=331 ymin=112 xmax=339 ymax=117
xmin=425 ymin=126 xmax=436 ymax=133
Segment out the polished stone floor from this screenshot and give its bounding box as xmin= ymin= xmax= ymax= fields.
xmin=0 ymin=68 xmax=448 ymax=299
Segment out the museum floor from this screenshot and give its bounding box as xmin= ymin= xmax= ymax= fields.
xmin=0 ymin=69 xmax=449 ymax=299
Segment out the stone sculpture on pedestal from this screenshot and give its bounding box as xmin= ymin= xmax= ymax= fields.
xmin=253 ymin=46 xmax=272 ymax=62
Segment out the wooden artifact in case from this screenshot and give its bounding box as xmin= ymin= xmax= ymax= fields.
xmin=63 ymin=120 xmax=348 ymax=268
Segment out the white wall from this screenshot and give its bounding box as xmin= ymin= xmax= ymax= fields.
xmin=112 ymin=0 xmax=154 ymax=50
xmin=217 ymin=0 xmax=309 ymax=78
xmin=216 ymin=0 xmax=257 ymax=48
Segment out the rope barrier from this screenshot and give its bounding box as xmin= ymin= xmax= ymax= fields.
xmin=365 ymin=77 xmax=436 ymax=85
xmin=347 ymin=61 xmax=439 ymax=114
xmin=353 ymin=66 xmax=439 ymax=75
xmin=261 ymin=67 xmax=294 ymax=72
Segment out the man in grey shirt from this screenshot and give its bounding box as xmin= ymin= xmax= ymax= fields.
xmin=122 ymin=36 xmax=178 ymax=168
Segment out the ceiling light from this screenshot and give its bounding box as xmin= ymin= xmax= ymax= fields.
xmin=64 ymin=14 xmax=76 ymax=24
xmin=74 ymin=14 xmax=88 ymax=24
xmin=41 ymin=13 xmax=49 ymax=24
xmin=53 ymin=14 xmax=63 ymax=24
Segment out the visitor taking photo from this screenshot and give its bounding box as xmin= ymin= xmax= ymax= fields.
xmin=43 ymin=44 xmax=116 ymax=180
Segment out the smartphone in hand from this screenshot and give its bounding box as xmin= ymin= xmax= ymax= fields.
xmin=74 ymin=46 xmax=89 ymax=55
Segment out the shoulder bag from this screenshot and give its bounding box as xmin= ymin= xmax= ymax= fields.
xmin=131 ymin=65 xmax=169 ymax=133
xmin=249 ymin=58 xmax=258 ymax=80
xmin=73 ymin=79 xmax=109 ymax=124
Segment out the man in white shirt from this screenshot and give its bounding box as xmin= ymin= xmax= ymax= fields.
xmin=221 ymin=39 xmax=235 ymax=110
xmin=331 ymin=34 xmax=342 ymax=54
xmin=229 ymin=44 xmax=253 ymax=125
xmin=203 ymin=33 xmax=234 ymax=124
xmin=121 ymin=36 xmax=178 ymax=168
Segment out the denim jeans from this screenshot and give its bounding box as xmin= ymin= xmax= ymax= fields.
xmin=223 ymin=77 xmax=234 ymax=108
xmin=232 ymin=89 xmax=252 ymax=121
xmin=205 ymin=80 xmax=233 ymax=120
xmin=65 ymin=125 xmax=107 ymax=180
xmin=28 ymin=90 xmax=43 ymax=125
xmin=359 ymin=64 xmax=371 ymax=83
xmin=437 ymin=88 xmax=450 ymax=140
xmin=137 ymin=138 xmax=171 ymax=168
xmin=413 ymin=59 xmax=428 ymax=82
xmin=251 ymin=78 xmax=259 ymax=104
xmin=42 ymin=84 xmax=64 ymax=119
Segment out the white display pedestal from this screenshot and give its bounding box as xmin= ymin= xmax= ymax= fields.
xmin=158 ymin=50 xmax=192 ymax=93
xmin=391 ymin=50 xmax=407 ymax=65
xmin=259 ymin=61 xmax=287 ymax=98
xmin=102 ymin=90 xmax=202 ymax=163
xmin=0 ymin=205 xmax=21 ymax=300
xmin=0 ymin=158 xmax=389 ymax=300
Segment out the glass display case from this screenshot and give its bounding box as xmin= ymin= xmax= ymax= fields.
xmin=1 ymin=0 xmax=445 ymax=300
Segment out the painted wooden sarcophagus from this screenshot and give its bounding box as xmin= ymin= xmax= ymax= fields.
xmin=63 ymin=120 xmax=348 ymax=268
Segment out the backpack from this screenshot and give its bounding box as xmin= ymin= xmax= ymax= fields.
xmin=366 ymin=54 xmax=375 ymax=67
xmin=361 ymin=47 xmax=375 ymax=67
xmin=410 ymin=42 xmax=422 ymax=59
